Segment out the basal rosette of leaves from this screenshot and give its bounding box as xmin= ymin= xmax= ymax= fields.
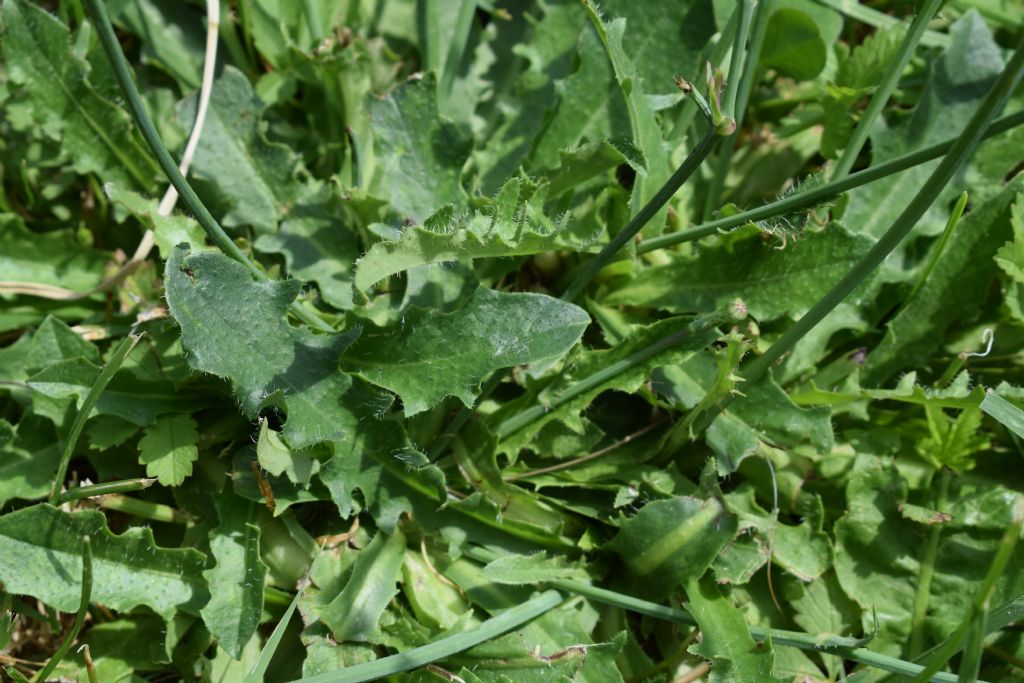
xmin=1 ymin=0 xmax=1024 ymax=681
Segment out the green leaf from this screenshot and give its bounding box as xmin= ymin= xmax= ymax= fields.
xmin=0 ymin=417 xmax=60 ymax=508
xmin=707 ymin=375 xmax=834 ymax=474
xmin=842 ymin=13 xmax=1006 ymax=244
xmin=994 ymin=190 xmax=1024 ymax=282
xmin=481 ymin=552 xmax=587 ymax=586
xmin=864 ymin=175 xmax=1024 ymax=383
xmin=137 ymin=414 xmax=200 ymax=486
xmin=201 ymin=492 xmax=266 ymax=660
xmin=760 ymin=8 xmax=827 ymax=81
xmin=164 ymin=246 xmax=358 ymax=449
xmin=1 ymin=0 xmax=159 ymax=190
xmin=321 ymin=529 xmax=407 ymax=643
xmin=254 ymin=193 xmax=361 ymax=310
xmin=0 ymin=504 xmax=207 ymax=619
xmin=256 ymin=418 xmax=320 ymax=486
xmin=343 ymin=287 xmax=590 ymax=416
xmin=0 ymin=215 xmax=110 ymax=292
xmin=109 ymin=0 xmax=205 ymax=88
xmin=353 ymin=178 xmax=599 ymax=296
xmin=595 ymin=0 xmax=715 ymax=94
xmin=178 ymin=66 xmax=316 ymax=234
xmin=605 ymin=495 xmax=737 ymax=601
xmin=105 ymin=184 xmax=207 ymax=257
xmin=367 ymin=73 xmax=472 ymax=223
xmin=583 ymin=5 xmax=671 ymax=233
xmin=604 ymin=226 xmax=872 ymax=322
xmin=685 ymin=575 xmax=782 ymax=682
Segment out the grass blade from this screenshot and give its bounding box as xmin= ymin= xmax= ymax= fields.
xmin=58 ymin=478 xmax=157 ymax=504
xmin=438 ymin=0 xmax=476 ymax=104
xmin=33 ymin=536 xmax=92 ymax=682
xmin=288 ymin=589 xmax=563 ymax=683
xmin=49 ymin=334 xmax=141 ymax=504
xmin=980 ymin=392 xmax=1024 ymax=440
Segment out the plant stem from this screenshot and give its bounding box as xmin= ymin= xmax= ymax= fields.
xmin=33 ymin=536 xmax=92 ymax=682
xmin=905 ymin=191 xmax=968 ymax=307
xmin=80 ymin=0 xmax=335 ymax=333
xmin=741 ymin=36 xmax=1024 ymax=385
xmin=463 ymin=546 xmax=970 ymax=683
xmin=289 ymin=590 xmax=563 ymax=683
xmin=49 ymin=335 xmax=141 ymax=505
xmin=58 ymin=478 xmax=156 ymax=503
xmin=910 ymin=468 xmax=952 ymax=658
xmin=301 ymin=0 xmax=322 ymax=43
xmin=720 ymin=0 xmax=753 ymax=119
xmin=831 ymin=0 xmax=943 ymax=180
xmin=637 ymin=109 xmax=1024 ymax=254
xmin=702 ymin=0 xmax=771 ymax=220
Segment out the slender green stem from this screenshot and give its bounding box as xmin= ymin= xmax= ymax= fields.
xmin=58 ymin=478 xmax=156 ymax=504
xmin=910 ymin=468 xmax=952 ymax=657
xmin=831 ymin=0 xmax=943 ymax=180
xmin=49 ymin=335 xmax=141 ymax=505
xmin=814 ymin=0 xmax=950 ymax=49
xmin=638 ymin=109 xmax=1024 ymax=254
xmin=438 ymin=0 xmax=476 ymax=103
xmin=463 ymin=546 xmax=969 ymax=683
xmin=702 ymin=0 xmax=771 ymax=220
xmin=289 ymin=590 xmax=563 ymax=683
xmin=34 ymin=536 xmax=92 ymax=683
xmin=741 ymin=37 xmax=1024 ymax=385
xmin=81 ymin=0 xmax=335 ymax=333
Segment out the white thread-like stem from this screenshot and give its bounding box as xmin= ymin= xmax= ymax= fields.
xmin=0 ymin=0 xmax=220 ymax=301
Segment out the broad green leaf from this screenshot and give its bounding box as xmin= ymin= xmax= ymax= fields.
xmin=179 ymin=66 xmax=316 ymax=234
xmin=843 ymin=13 xmax=1005 ymax=246
xmin=604 ymin=226 xmax=872 ymax=322
xmin=138 ymin=414 xmax=200 ymax=486
xmin=164 ymin=246 xmax=358 ymax=449
xmin=105 ymin=184 xmax=207 ymax=257
xmin=595 ymin=0 xmax=714 ymax=93
xmin=367 ymin=73 xmax=472 ymax=223
xmin=27 ymin=316 xmax=99 ymax=370
xmin=707 ymin=375 xmax=834 ymax=474
xmin=0 ymin=215 xmax=110 ymax=292
xmin=0 ymin=505 xmax=207 ymax=619
xmin=760 ymin=8 xmax=827 ymax=81
xmin=1 ymin=0 xmax=159 ymax=190
xmin=343 ymin=287 xmax=590 ymax=416
xmin=321 ymin=529 xmax=407 ymax=642
xmin=401 ymin=550 xmax=468 ymax=629
xmin=685 ymin=575 xmax=782 ymax=682
xmin=254 ymin=193 xmax=361 ymax=310
xmin=605 ymin=496 xmax=737 ymax=600
xmin=353 ymin=178 xmax=600 ymax=296
xmin=864 ymin=175 xmax=1024 ymax=383
xmin=201 ymin=492 xmax=266 ymax=660
xmin=0 ymin=417 xmax=59 ymax=508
